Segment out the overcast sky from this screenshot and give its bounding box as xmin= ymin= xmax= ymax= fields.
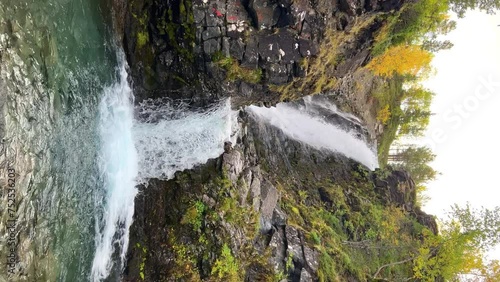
xmin=421 ymin=10 xmax=500 ymax=260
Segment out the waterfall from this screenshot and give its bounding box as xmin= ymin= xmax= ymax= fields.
xmin=90 ymin=57 xmax=237 ymax=280
xmin=247 ymin=97 xmax=379 ymax=170
xmin=133 ymin=98 xmax=238 ymax=182
xmin=91 ymin=58 xmax=138 ymax=281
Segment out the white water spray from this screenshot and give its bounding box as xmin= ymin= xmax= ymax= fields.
xmin=91 ymin=63 xmax=237 ymax=280
xmin=91 ymin=61 xmax=138 ymax=281
xmin=247 ymin=99 xmax=379 ymax=170
xmin=134 ymin=99 xmax=237 ymax=182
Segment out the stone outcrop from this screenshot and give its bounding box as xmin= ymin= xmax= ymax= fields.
xmin=118 ymin=0 xmax=408 ymax=108
xmin=114 ymin=0 xmax=438 ymax=281
xmin=123 ymin=103 xmax=438 ymax=281
xmin=373 ymin=168 xmax=439 ymax=234
xmin=122 ymin=106 xmax=357 ymax=281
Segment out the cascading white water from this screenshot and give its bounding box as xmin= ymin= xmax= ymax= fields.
xmin=90 ymin=61 xmax=237 ymax=280
xmin=247 ymin=99 xmax=379 ymax=170
xmin=302 ymin=95 xmax=363 ymax=124
xmin=133 ymin=98 xmax=238 ymax=182
xmin=91 ymin=60 xmax=138 ymax=281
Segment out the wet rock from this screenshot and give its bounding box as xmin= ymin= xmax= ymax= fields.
xmin=206 ymin=6 xmax=225 ymax=26
xmin=260 ymin=181 xmax=279 ymax=232
xmin=293 ymin=62 xmax=306 ymax=77
xmin=242 ymin=36 xmax=259 ymax=69
xmin=339 ymin=0 xmax=364 ymax=16
xmin=222 ymin=148 xmax=243 ymax=183
xmin=285 ymin=225 xmax=304 ymax=266
xmin=203 ymin=38 xmax=220 ymax=55
xmin=237 ymin=168 xmax=253 ymax=205
xmin=250 ymin=170 xmax=262 ymax=210
xmin=194 ymin=8 xmax=206 ymax=24
xmin=269 ymin=228 xmax=286 ymax=271
xmin=229 ymin=38 xmax=245 ymax=61
xmin=258 ymin=34 xmax=282 ymax=63
xmin=249 ymin=0 xmax=279 ymax=30
xmin=202 ymin=26 xmax=221 ymax=40
xmin=298 ymin=39 xmax=318 ymax=57
xmin=272 ymin=207 xmax=287 ymax=226
xmin=224 ymin=141 xmax=233 ymax=153
xmin=158 ymin=51 xmax=175 ymax=67
xmin=227 ymin=0 xmax=251 ymax=24
xmin=267 ymin=63 xmax=289 ymax=84
xmin=239 ymin=81 xmax=255 ymax=98
xmin=300 ymin=268 xmax=313 ymax=282
xmin=303 ymin=246 xmax=319 ymax=272
xmin=334 ymin=48 xmax=370 ymax=77
xmin=196 ymin=26 xmax=204 ymax=42
xmin=222 ymin=37 xmax=230 ymax=57
xmin=289 ymin=0 xmax=310 ymax=29
xmin=300 ymin=21 xmax=312 ymax=39
xmin=275 ymin=30 xmax=301 ymax=63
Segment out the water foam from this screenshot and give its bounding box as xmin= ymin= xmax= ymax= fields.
xmin=247 ymin=99 xmax=379 ymax=170
xmin=133 ymin=98 xmax=237 ymax=182
xmin=90 ymin=65 xmax=237 ymax=280
xmin=91 ymin=60 xmax=138 ymax=281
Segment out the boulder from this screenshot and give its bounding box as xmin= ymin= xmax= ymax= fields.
xmin=222 ymin=148 xmax=243 ymax=183
xmin=259 ymin=181 xmax=279 ymax=232
xmin=203 ymin=38 xmax=221 ymax=55
xmin=242 ymin=36 xmax=259 ymax=69
xmin=272 ymin=207 xmax=287 ymax=226
xmin=269 ymin=228 xmax=286 ymax=271
xmin=249 ymin=0 xmax=279 ymax=30
xmin=303 ymin=245 xmax=319 ymax=272
xmin=299 ymin=268 xmax=313 ymax=282
xmin=202 ymin=26 xmax=222 ymax=40
xmin=285 ymin=225 xmax=304 ymax=266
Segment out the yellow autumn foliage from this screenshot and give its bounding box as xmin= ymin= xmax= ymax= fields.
xmin=367 ymin=45 xmax=433 ymax=77
xmin=376 ymin=105 xmax=391 ymax=124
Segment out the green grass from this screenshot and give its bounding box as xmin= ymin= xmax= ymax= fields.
xmin=214 ymin=54 xmax=262 ymax=84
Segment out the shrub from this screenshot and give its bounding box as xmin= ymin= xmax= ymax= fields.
xmin=211 ymin=244 xmax=239 ymax=281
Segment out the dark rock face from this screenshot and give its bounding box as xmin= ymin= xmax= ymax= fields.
xmin=122 ymin=108 xmax=358 ymax=281
xmin=372 ymin=168 xmax=439 ymax=234
xmin=122 ymin=104 xmax=437 ymax=281
xmin=118 ymin=0 xmax=407 ymax=108
xmin=114 ymin=0 xmax=424 ymax=281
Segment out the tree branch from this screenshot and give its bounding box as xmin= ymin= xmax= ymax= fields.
xmin=373 ymin=257 xmax=415 ymax=280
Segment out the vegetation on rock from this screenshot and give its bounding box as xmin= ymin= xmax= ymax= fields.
xmin=213 ymin=54 xmax=262 ymax=84
xmin=120 ymin=0 xmax=500 ymax=281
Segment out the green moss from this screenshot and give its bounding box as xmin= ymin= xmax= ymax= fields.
xmin=273 ymin=15 xmax=377 ymax=101
xmin=136 ymin=31 xmax=148 ymax=48
xmin=135 ymin=243 xmax=147 ymax=280
xmin=215 ymin=56 xmax=262 ymax=84
xmin=173 ymin=74 xmax=188 ymax=85
xmin=181 ymin=200 xmax=206 ymax=231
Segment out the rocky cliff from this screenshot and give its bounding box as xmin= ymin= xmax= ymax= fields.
xmin=117 ymin=0 xmax=405 ymax=107
xmin=110 ymin=0 xmax=439 ymax=281
xmin=122 ymin=107 xmax=437 ymax=281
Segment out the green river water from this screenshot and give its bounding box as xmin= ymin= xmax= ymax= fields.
xmin=0 ymin=0 xmax=121 ymax=280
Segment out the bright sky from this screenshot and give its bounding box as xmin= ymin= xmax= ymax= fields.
xmin=421 ymin=10 xmax=500 ymax=260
